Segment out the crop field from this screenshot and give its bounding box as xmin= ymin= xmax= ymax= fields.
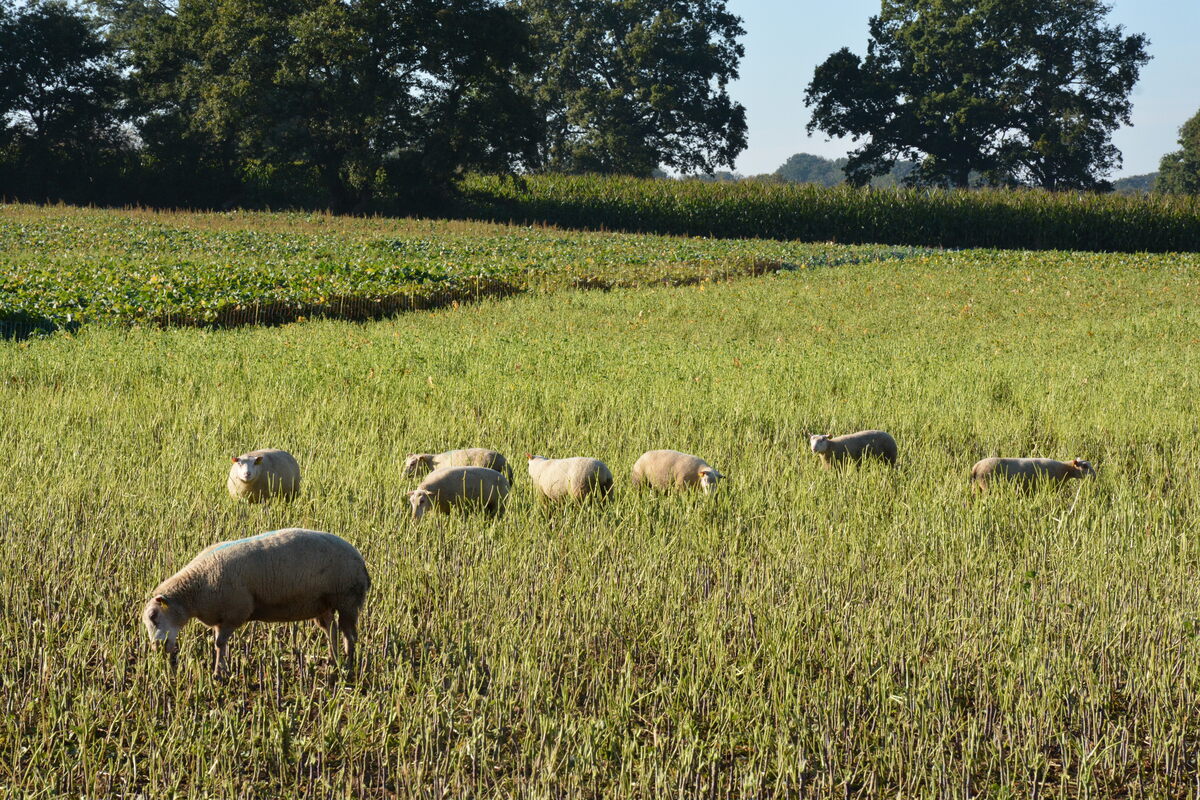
xmin=1 ymin=206 xmax=1200 ymax=797
xmin=0 ymin=204 xmax=920 ymax=333
xmin=462 ymin=173 xmax=1200 ymax=253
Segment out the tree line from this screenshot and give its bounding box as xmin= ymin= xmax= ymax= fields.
xmin=1 ymin=0 xmax=1197 ymax=212
xmin=0 ymin=0 xmax=747 ymax=211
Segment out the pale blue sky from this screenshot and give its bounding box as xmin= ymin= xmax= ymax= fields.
xmin=726 ymin=0 xmax=1200 ymax=178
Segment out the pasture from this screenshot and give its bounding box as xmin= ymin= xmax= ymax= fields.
xmin=1 ymin=208 xmax=1199 ymax=797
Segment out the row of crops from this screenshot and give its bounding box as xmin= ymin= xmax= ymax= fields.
xmin=460 ymin=174 xmax=1200 ymax=253
xmin=0 ymin=205 xmax=927 ymax=337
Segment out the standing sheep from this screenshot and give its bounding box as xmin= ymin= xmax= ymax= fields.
xmin=408 ymin=466 xmax=510 ymax=520
xmin=227 ymin=448 xmax=301 ymax=502
xmin=526 ymin=454 xmax=614 ymax=502
xmin=141 ymin=528 xmax=370 ymax=676
xmin=808 ymin=430 xmax=898 ymax=468
xmin=403 ymin=448 xmax=513 ymax=483
xmin=970 ymin=457 xmax=1095 ymax=490
xmin=630 ymin=450 xmax=725 ymax=496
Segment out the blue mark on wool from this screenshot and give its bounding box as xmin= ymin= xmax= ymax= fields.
xmin=211 ymin=529 xmax=286 ymax=553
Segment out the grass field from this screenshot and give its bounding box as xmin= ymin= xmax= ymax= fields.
xmin=2 ymin=209 xmax=1200 ymax=796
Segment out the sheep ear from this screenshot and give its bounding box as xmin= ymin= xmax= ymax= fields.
xmin=154 ymin=595 xmax=169 ymax=609
xmin=254 ymin=456 xmax=263 ymax=465
xmin=230 ymin=456 xmax=238 ymax=464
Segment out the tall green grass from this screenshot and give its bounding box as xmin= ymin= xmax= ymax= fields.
xmin=1 ymin=249 xmax=1198 ymax=796
xmin=462 ymin=173 xmax=1200 ymax=253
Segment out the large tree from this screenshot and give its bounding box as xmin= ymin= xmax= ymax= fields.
xmin=517 ymin=0 xmax=747 ymax=177
xmin=0 ymin=0 xmax=128 ymax=200
xmin=804 ymin=0 xmax=1149 ymax=189
xmin=104 ymin=0 xmax=540 ymax=210
xmin=1157 ymin=110 xmax=1200 ymax=195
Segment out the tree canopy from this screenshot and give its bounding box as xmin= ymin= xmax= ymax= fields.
xmin=0 ymin=0 xmax=128 ymax=200
xmin=104 ymin=0 xmax=541 ymax=211
xmin=1157 ymin=110 xmax=1200 ymax=195
xmin=516 ymin=0 xmax=747 ymax=177
xmin=804 ymin=0 xmax=1150 ymax=189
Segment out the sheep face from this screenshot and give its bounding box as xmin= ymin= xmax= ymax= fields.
xmin=809 ymin=434 xmax=831 ymax=454
xmin=230 ymin=455 xmax=264 ymax=483
xmin=402 ymin=454 xmax=433 ymax=476
xmin=698 ymin=468 xmax=724 ymax=496
xmin=1072 ymin=459 xmax=1096 ymax=478
xmin=408 ymin=489 xmax=434 ymax=520
xmin=142 ymin=595 xmax=185 ymax=663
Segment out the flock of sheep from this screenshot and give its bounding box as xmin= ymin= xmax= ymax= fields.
xmin=142 ymin=432 xmax=1096 ymax=676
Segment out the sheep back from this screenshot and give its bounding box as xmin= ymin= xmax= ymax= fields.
xmin=970 ymin=457 xmax=1091 ymax=489
xmin=417 ymin=466 xmax=511 ymax=513
xmin=527 ymin=456 xmax=614 ymax=502
xmin=631 ymin=449 xmax=713 ymax=490
xmin=816 ymin=430 xmax=898 ymax=467
xmin=432 ymin=449 xmax=513 ymax=482
xmin=153 ymin=528 xmax=369 ymax=627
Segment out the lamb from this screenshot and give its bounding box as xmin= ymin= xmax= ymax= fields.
xmin=402 ymin=448 xmax=513 ymax=483
xmin=970 ymin=457 xmax=1095 ymax=490
xmin=526 ymin=454 xmax=614 ymax=502
xmin=630 ymin=449 xmax=725 ymax=496
xmin=141 ymin=528 xmax=370 ymax=676
xmin=808 ymin=430 xmax=898 ymax=468
xmin=407 ymin=466 xmax=510 ymax=520
xmin=226 ymin=448 xmax=301 ymax=502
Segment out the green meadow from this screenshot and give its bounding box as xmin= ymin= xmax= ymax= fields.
xmin=1 ymin=207 xmax=1199 ymax=797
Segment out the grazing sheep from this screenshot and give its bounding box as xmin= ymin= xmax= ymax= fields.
xmin=809 ymin=430 xmax=898 ymax=468
xmin=970 ymin=457 xmax=1096 ymax=490
xmin=402 ymin=448 xmax=513 ymax=483
xmin=526 ymin=454 xmax=614 ymax=502
xmin=408 ymin=466 xmax=510 ymax=520
xmin=630 ymin=450 xmax=725 ymax=496
xmin=141 ymin=528 xmax=369 ymax=676
xmin=227 ymin=448 xmax=301 ymax=502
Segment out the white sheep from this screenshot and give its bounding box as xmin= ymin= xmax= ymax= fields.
xmin=141 ymin=528 xmax=369 ymax=676
xmin=808 ymin=430 xmax=898 ymax=468
xmin=407 ymin=466 xmax=510 ymax=520
xmin=526 ymin=454 xmax=614 ymax=502
xmin=227 ymin=449 xmax=301 ymax=502
xmin=402 ymin=448 xmax=513 ymax=483
xmin=970 ymin=457 xmax=1095 ymax=490
xmin=630 ymin=449 xmax=725 ymax=496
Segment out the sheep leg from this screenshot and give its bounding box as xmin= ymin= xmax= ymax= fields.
xmin=314 ymin=610 xmax=337 ymax=661
xmin=337 ymin=606 xmax=360 ymax=676
xmin=212 ymin=625 xmax=236 ymax=677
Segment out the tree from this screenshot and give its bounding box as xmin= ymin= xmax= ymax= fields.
xmin=0 ymin=0 xmax=128 ymax=200
xmin=104 ymin=0 xmax=541 ymax=211
xmin=1157 ymin=110 xmax=1200 ymax=195
xmin=804 ymin=0 xmax=1149 ymax=190
xmin=516 ymin=0 xmax=747 ymax=177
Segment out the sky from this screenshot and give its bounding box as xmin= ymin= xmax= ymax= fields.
xmin=725 ymin=0 xmax=1200 ymax=178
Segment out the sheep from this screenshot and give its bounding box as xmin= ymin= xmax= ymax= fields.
xmin=141 ymin=528 xmax=369 ymax=676
xmin=630 ymin=449 xmax=725 ymax=496
xmin=808 ymin=430 xmax=898 ymax=468
xmin=970 ymin=457 xmax=1096 ymax=490
xmin=402 ymin=448 xmax=513 ymax=483
xmin=226 ymin=448 xmax=301 ymax=502
xmin=526 ymin=454 xmax=614 ymax=502
xmin=407 ymin=466 xmax=510 ymax=520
